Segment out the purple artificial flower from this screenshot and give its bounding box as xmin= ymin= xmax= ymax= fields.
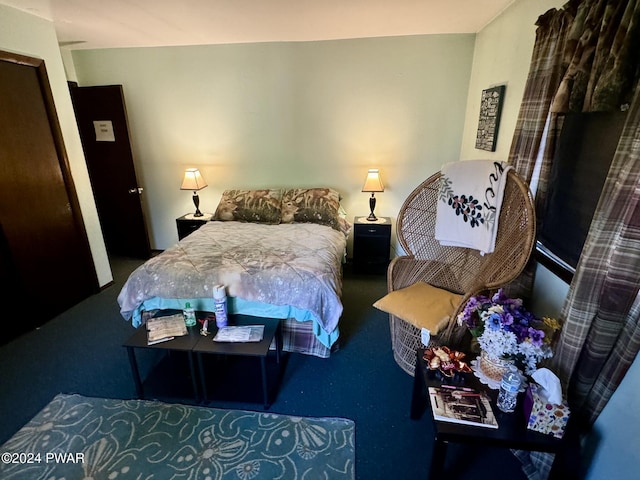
xmin=508 ymin=323 xmax=528 ymax=342
xmin=459 ymin=293 xmax=492 ymax=329
xmin=459 ymin=288 xmax=558 ymax=375
xmin=491 ymin=289 xmax=506 ymax=303
xmin=465 ymin=296 xmax=482 ymax=311
xmin=528 ymin=327 xmax=545 ymax=347
xmin=521 ymin=310 xmax=537 ymax=325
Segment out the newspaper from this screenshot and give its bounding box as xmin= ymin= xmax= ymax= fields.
xmin=146 ymin=314 xmax=188 ymax=345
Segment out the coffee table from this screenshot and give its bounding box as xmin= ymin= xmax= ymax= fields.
xmin=410 ymin=349 xmax=567 ymax=479
xmin=123 ymin=315 xmax=201 ymax=400
xmin=193 ymin=315 xmax=283 ymax=409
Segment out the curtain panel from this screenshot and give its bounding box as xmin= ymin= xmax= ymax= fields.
xmin=504 ymin=5 xmax=575 ymax=301
xmin=507 ymin=1 xmax=640 ymax=478
xmin=508 ymin=5 xmax=574 ymax=187
xmin=553 ymin=85 xmax=640 ymax=420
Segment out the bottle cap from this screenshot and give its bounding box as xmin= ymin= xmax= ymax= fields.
xmin=186 ymin=302 xmax=191 ymax=308
xmin=213 ymin=285 xmax=226 ymax=300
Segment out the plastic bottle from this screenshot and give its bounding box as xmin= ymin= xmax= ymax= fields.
xmin=213 ymin=285 xmax=228 ymax=328
xmin=183 ymin=302 xmax=196 ymax=327
xmin=497 ymin=365 xmax=521 ymax=413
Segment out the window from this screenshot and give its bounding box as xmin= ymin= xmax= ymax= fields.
xmin=536 ymin=111 xmax=628 ymax=283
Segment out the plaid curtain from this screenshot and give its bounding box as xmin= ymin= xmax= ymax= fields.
xmin=508 ymin=5 xmax=574 ymax=185
xmin=507 ymin=1 xmax=640 ymax=478
xmin=553 ymin=84 xmax=640 ymax=417
xmin=504 ymin=4 xmax=575 ymax=302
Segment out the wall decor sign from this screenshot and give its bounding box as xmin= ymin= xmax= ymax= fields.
xmin=93 ymin=120 xmax=115 ymax=142
xmin=475 ymin=85 xmax=505 ymax=152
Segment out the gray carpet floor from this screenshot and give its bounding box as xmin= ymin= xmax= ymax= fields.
xmin=0 ymin=256 xmax=528 ymax=479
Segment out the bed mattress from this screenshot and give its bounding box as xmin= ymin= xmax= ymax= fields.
xmin=118 ymin=221 xmax=347 ymax=348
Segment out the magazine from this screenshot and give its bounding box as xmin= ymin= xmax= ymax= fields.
xmin=213 ymin=325 xmax=265 ymax=343
xmin=146 ymin=314 xmax=188 ymax=345
xmin=428 ymin=386 xmax=498 ymax=429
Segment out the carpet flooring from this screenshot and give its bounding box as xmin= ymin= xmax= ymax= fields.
xmin=1 ymin=393 xmax=355 ymax=479
xmin=0 ymin=256 xmax=528 ymax=479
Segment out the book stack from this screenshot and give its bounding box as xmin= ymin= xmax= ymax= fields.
xmin=428 ymin=385 xmax=498 ymax=429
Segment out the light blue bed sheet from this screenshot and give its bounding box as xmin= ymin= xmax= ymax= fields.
xmin=132 ymin=295 xmax=339 ymax=349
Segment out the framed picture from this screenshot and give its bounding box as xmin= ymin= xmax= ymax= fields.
xmin=475 ymin=85 xmax=506 ymax=152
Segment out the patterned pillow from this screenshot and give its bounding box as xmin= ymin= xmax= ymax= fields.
xmin=337 ymin=216 xmax=353 ymax=236
xmin=281 ymin=188 xmax=341 ymax=230
xmin=214 ymin=189 xmax=283 ymax=224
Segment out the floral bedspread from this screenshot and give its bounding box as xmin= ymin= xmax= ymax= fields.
xmin=117 ymin=221 xmax=346 ymax=341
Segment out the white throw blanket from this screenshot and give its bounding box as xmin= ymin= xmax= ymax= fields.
xmin=435 ymin=160 xmax=512 ymax=254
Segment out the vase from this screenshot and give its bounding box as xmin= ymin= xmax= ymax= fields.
xmin=479 ymin=350 xmax=514 ymax=381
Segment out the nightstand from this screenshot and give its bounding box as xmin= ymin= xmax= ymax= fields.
xmin=176 ymin=213 xmax=212 ymax=240
xmin=353 ymin=216 xmax=391 ymax=274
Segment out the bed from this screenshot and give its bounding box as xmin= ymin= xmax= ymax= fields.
xmin=118 ymin=187 xmax=350 ymax=358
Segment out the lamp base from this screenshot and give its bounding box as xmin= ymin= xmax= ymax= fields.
xmin=367 ymin=193 xmax=378 ymax=221
xmin=193 ymin=192 xmax=203 ymax=217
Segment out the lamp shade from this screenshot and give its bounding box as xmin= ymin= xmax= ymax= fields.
xmin=180 ymin=168 xmax=208 ymax=191
xmin=362 ymin=169 xmax=384 ymax=193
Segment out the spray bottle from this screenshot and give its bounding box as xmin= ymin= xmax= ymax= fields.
xmin=213 ymin=285 xmax=228 ymax=328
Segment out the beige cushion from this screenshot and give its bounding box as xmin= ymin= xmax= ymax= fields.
xmin=373 ymin=282 xmax=463 ymax=334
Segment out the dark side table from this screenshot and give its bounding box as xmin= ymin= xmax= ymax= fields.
xmin=123 ymin=312 xmax=284 ymax=409
xmin=176 ymin=213 xmax=212 ymax=240
xmin=352 ymin=216 xmax=392 ymax=274
xmin=410 ymin=349 xmax=570 ymax=480
xmin=194 ymin=315 xmax=283 ymax=409
xmin=123 ymin=320 xmax=202 ymax=400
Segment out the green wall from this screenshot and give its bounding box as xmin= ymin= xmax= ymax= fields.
xmin=71 ymin=35 xmax=475 ymax=250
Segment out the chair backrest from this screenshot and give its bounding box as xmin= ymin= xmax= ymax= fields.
xmin=396 ymin=169 xmax=536 ymax=295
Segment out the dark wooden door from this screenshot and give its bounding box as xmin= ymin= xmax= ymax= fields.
xmin=70 ymin=85 xmax=151 ymax=259
xmin=0 ymin=51 xmax=98 ymax=343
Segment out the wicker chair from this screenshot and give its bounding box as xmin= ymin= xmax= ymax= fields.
xmin=387 ymin=169 xmax=536 ymax=376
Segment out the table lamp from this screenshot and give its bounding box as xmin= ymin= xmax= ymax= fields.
xmin=362 ymin=168 xmax=384 ymax=221
xmin=181 ymin=168 xmax=208 ymax=217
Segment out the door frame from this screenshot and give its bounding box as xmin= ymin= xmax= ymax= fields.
xmin=0 ymin=49 xmax=98 ymax=291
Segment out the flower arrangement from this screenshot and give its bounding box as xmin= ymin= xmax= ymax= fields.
xmin=457 ymin=289 xmax=561 ymax=375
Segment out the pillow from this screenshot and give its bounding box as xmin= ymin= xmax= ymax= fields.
xmin=281 ymin=188 xmax=341 ymax=230
xmin=337 ymin=216 xmax=353 ymax=237
xmin=373 ymin=282 xmax=463 ymax=334
xmin=214 ymin=189 xmax=282 ymax=224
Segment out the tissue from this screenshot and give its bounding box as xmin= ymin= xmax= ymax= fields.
xmin=531 ymin=368 xmax=563 ymax=405
xmin=523 ymin=369 xmax=570 ymax=439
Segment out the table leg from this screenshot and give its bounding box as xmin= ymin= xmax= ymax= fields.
xmin=126 ymin=346 xmax=144 ymax=399
xmin=261 ymin=357 xmax=269 ymax=409
xmin=197 ymin=352 xmax=208 ymax=402
xmin=428 ymin=439 xmax=448 ymax=480
xmin=411 ymin=350 xmax=427 ymax=420
xmin=188 ymin=352 xmax=199 ymax=401
xmin=275 ymin=321 xmax=282 ymax=364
